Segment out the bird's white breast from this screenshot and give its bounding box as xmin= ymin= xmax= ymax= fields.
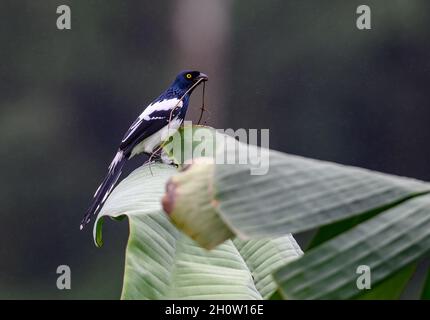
xmin=130 ymin=117 xmax=183 ymax=157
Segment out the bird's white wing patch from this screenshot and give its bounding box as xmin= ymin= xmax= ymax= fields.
xmin=142 ymin=98 xmax=183 ymax=120
xmin=121 ymin=98 xmax=182 ymax=143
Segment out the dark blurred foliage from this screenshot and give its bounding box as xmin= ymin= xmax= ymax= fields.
xmin=0 ymin=0 xmax=429 ymax=299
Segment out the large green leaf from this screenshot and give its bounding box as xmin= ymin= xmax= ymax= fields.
xmin=94 ymin=163 xmax=302 ymax=299
xmin=94 ymin=125 xmax=430 ymax=299
xmin=162 ymin=126 xmax=430 ymax=249
xmin=273 ymin=194 xmax=430 ymax=299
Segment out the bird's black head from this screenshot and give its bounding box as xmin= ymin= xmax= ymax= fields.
xmin=172 ymin=70 xmax=208 ymax=92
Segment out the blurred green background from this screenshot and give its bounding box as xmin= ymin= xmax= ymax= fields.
xmin=1 ymin=0 xmax=429 ymax=299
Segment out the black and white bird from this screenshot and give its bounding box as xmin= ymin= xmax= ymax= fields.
xmin=80 ymin=70 xmax=208 ymax=230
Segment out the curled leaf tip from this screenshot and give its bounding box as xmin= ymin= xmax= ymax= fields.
xmin=160 ymin=157 xmax=235 ymax=249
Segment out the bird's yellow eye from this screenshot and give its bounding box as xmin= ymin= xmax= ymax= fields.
xmin=186 ymin=73 xmax=192 ymax=79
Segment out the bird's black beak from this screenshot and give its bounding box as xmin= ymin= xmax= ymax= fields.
xmin=196 ymin=73 xmax=208 ymax=82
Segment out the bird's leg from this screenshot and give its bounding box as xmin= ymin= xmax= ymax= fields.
xmin=145 ymin=144 xmax=172 ymax=175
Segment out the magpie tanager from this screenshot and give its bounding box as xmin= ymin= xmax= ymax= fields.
xmin=80 ymin=70 xmax=208 ymax=230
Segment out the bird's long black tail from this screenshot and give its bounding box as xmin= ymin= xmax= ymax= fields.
xmin=80 ymin=150 xmax=127 ymax=230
